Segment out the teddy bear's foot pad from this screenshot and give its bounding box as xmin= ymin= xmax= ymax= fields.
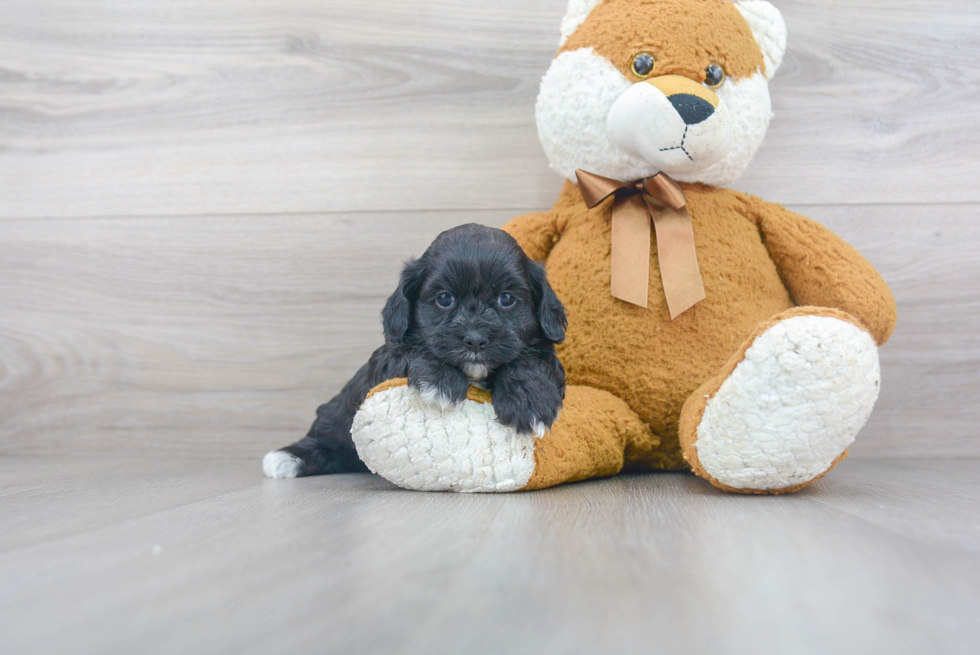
xmin=351 ymin=383 xmax=536 ymax=493
xmin=694 ymin=315 xmax=880 ymax=492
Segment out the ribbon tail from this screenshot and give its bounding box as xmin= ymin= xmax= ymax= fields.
xmin=610 ymin=195 xmax=651 ymax=308
xmin=648 ymin=201 xmax=706 ymax=319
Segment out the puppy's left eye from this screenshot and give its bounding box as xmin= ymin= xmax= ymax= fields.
xmin=497 ymin=293 xmax=517 ymax=308
xmin=435 ymin=293 xmax=455 ymax=309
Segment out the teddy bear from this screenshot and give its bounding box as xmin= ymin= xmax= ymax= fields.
xmin=348 ymin=0 xmax=897 ymax=494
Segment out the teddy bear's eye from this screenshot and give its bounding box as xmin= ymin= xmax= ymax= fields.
xmin=630 ymin=52 xmax=656 ymax=79
xmin=704 ymin=64 xmax=726 ymax=89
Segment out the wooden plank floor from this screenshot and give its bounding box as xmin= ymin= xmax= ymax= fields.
xmin=1 ymin=456 xmax=978 ymax=655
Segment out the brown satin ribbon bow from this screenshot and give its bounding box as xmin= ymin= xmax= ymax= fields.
xmin=576 ymin=169 xmax=706 ymax=319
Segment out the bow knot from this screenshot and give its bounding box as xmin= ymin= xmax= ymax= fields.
xmin=575 ymin=169 xmax=706 ymax=319
xmin=578 ymin=170 xmax=687 ymax=213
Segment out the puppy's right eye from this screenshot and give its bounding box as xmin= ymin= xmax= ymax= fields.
xmin=435 ymin=293 xmax=455 ymax=309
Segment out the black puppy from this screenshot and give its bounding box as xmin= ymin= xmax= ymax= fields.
xmin=263 ymin=224 xmax=567 ymax=479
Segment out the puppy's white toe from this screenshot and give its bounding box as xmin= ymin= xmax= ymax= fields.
xmin=519 ymin=422 xmax=548 ymax=439
xmin=416 ymin=383 xmax=458 ymax=410
xmin=263 ymin=450 xmax=303 ymax=479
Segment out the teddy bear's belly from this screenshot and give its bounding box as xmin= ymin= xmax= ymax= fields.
xmin=545 ymin=207 xmax=794 ymax=462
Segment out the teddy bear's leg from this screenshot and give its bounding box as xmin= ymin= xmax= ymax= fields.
xmin=679 ymin=307 xmax=881 ymax=495
xmin=351 ymin=379 xmax=655 ymax=492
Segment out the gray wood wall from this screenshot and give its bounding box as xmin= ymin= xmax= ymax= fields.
xmin=1 ymin=0 xmax=977 ymax=459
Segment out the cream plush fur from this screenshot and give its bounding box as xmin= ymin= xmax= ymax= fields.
xmin=352 ymin=385 xmax=537 ymax=493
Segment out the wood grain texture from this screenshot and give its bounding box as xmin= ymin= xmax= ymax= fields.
xmin=0 ymin=204 xmax=977 ymax=458
xmin=0 ymin=209 xmax=513 ymax=456
xmin=1 ymin=456 xmax=978 ymax=655
xmin=0 ymin=457 xmax=260 ymax=551
xmin=809 ymin=203 xmax=980 ymax=457
xmin=1 ymin=0 xmax=979 ymax=219
xmin=0 ymin=0 xmax=977 ymax=459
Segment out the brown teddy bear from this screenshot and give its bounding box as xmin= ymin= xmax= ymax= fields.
xmin=348 ymin=0 xmax=897 ymax=494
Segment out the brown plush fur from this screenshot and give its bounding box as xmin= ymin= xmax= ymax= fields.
xmin=524 ymin=385 xmax=656 ymax=490
xmin=364 ymin=378 xmax=494 ymax=404
xmin=560 ymin=0 xmax=766 ymax=82
xmin=503 ymin=182 xmax=897 ymax=474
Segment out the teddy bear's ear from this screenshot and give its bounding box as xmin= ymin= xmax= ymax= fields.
xmin=735 ymin=1 xmax=788 ymax=80
xmin=559 ymin=0 xmax=604 ymax=47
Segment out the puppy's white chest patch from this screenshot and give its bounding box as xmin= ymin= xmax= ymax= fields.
xmin=463 ymin=363 xmax=490 ymax=382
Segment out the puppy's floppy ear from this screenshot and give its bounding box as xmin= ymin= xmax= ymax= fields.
xmin=528 ymin=261 xmax=567 ymax=343
xmin=382 ymin=258 xmax=424 ymax=342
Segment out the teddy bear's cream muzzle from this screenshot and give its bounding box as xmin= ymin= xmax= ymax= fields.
xmin=607 ymin=74 xmax=736 ymax=176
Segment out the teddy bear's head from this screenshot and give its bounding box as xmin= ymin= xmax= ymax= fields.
xmin=536 ymin=0 xmax=787 ymax=187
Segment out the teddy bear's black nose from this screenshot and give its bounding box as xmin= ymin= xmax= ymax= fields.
xmin=668 ymin=94 xmax=715 ymax=125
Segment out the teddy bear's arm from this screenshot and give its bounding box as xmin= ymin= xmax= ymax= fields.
xmin=503 ymin=211 xmax=561 ymax=262
xmin=748 ymin=197 xmax=897 ymax=345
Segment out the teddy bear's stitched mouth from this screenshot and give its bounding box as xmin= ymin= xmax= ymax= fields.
xmin=659 ymin=126 xmax=694 ymax=162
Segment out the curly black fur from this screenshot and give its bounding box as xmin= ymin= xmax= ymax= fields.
xmin=270 ymin=223 xmax=567 ymax=477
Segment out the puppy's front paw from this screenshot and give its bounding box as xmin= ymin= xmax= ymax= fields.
xmin=416 ymin=381 xmax=468 ymax=410
xmin=491 ymin=373 xmax=563 ymax=438
xmin=409 ymin=360 xmax=469 ymax=410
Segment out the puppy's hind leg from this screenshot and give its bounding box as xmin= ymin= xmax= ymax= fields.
xmin=264 ymin=364 xmax=374 ymax=479
xmin=264 ymin=435 xmax=368 ymax=479
xmin=263 ymin=405 xmax=369 ymax=478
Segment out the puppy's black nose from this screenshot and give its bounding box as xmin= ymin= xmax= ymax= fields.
xmin=463 ymin=332 xmax=489 ymax=353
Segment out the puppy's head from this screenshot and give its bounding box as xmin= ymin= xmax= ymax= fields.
xmin=382 ymin=224 xmax=566 ymax=380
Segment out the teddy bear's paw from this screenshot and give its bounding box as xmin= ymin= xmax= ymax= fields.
xmin=694 ymin=315 xmax=880 ymax=492
xmin=351 ymin=382 xmax=536 ymax=493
